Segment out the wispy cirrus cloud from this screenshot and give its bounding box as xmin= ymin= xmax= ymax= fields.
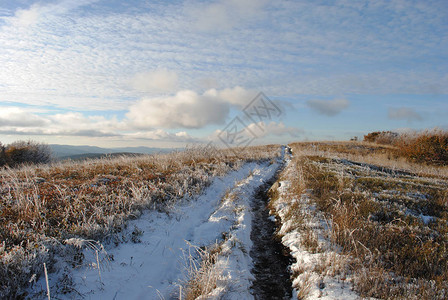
xmin=1 ymin=0 xmax=446 ymax=112
xmin=0 ymin=0 xmax=447 ymax=146
xmin=9 ymin=0 xmax=99 ymax=28
xmin=188 ymin=0 xmax=267 ymax=32
xmin=131 ymin=69 xmax=179 ymax=93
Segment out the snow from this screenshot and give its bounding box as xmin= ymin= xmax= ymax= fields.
xmin=31 ymin=144 xmax=363 ymax=299
xmin=37 ymin=158 xmax=282 ymax=299
xmin=271 ymin=152 xmax=360 ymax=300
xmin=211 ymin=164 xmax=281 ymax=299
xmin=419 ymin=214 xmax=434 ymax=224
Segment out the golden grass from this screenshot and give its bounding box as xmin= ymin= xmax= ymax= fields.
xmin=290 ymin=141 xmax=448 ymax=178
xmin=182 ymin=242 xmax=223 ymax=300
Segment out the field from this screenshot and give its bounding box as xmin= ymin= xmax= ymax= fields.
xmin=0 ymin=145 xmax=280 ymax=298
xmin=1 ymin=141 xmax=447 ymax=299
xmin=269 ymin=142 xmax=448 ymax=299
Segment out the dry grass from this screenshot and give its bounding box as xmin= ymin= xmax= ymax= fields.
xmin=363 ymin=128 xmax=448 ymax=166
xmin=181 ymin=242 xmax=223 ymax=300
xmin=285 ymin=142 xmax=448 ymax=299
xmin=0 ymin=144 xmax=280 ymax=298
xmin=290 ymin=141 xmax=448 ymax=178
xmin=396 ymin=128 xmax=448 ymax=165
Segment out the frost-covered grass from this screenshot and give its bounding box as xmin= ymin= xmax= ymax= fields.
xmin=295 ymin=141 xmax=448 ymax=178
xmin=181 ymin=158 xmax=282 ymax=300
xmin=270 ymin=142 xmax=448 ymax=299
xmin=0 ymin=145 xmax=280 ymax=299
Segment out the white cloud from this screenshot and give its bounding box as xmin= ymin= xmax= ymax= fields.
xmin=0 ymin=0 xmax=446 ymax=113
xmin=0 ymin=108 xmax=123 ymax=138
xmin=306 ymin=98 xmax=350 ymax=116
xmin=197 ymin=77 xmax=219 ymax=90
xmin=12 ymin=4 xmax=41 ymax=27
xmin=10 ymin=0 xmax=98 ymax=28
xmin=0 ymin=107 xmax=194 ymax=144
xmin=217 ymin=86 xmax=258 ymax=108
xmin=131 ymin=69 xmax=178 ymax=93
xmin=0 ymin=107 xmax=49 ymax=127
xmin=126 ymin=87 xmax=257 ymax=129
xmin=388 ymin=107 xmax=423 ymax=122
xmin=127 ymin=90 xmax=227 ymax=129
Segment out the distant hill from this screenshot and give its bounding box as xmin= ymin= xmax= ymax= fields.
xmin=50 ymin=144 xmax=175 ymax=160
xmin=58 ymin=152 xmax=146 ymax=161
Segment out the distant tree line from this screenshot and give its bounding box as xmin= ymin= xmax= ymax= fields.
xmin=0 ymin=140 xmax=52 ymax=168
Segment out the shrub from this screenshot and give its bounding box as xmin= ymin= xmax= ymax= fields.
xmin=363 ymin=131 xmax=398 ymax=145
xmin=4 ymin=140 xmax=52 ymax=167
xmin=0 ymin=142 xmax=6 ymax=167
xmin=397 ymin=129 xmax=448 ymax=165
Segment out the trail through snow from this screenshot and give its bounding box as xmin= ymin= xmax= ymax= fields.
xmin=41 ymin=157 xmax=283 ymax=299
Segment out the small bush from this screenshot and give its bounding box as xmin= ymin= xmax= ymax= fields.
xmin=363 ymin=131 xmax=398 ymax=145
xmin=4 ymin=140 xmax=52 ymax=167
xmin=397 ymin=129 xmax=448 ymax=165
xmin=0 ymin=142 xmax=6 ymax=167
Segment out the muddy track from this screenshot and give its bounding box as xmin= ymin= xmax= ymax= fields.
xmin=250 ymin=174 xmax=294 ymax=299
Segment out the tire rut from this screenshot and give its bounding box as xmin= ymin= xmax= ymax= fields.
xmin=249 ymin=175 xmax=294 ymax=299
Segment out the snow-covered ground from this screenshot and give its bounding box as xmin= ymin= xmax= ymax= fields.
xmin=33 ymin=157 xmax=283 ymax=299
xmin=269 ymin=152 xmax=359 ymax=300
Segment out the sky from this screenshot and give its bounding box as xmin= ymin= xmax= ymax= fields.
xmin=0 ymin=0 xmax=447 ymax=148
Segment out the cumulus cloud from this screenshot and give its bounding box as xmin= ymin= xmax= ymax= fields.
xmin=127 ymin=90 xmax=228 ymax=129
xmin=126 ymin=87 xmax=257 ymax=129
xmin=306 ymin=98 xmax=350 ymax=116
xmin=0 ymin=108 xmax=122 ymax=138
xmin=131 ymin=69 xmax=179 ymax=93
xmin=0 ymin=107 xmax=49 ymax=127
xmin=388 ymin=107 xmax=423 ymax=122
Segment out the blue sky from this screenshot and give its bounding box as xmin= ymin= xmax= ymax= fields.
xmin=0 ymin=0 xmax=447 ymax=148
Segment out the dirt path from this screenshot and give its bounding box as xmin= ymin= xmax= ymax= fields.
xmin=249 ymin=173 xmax=294 ymax=299
xmin=32 ymin=149 xmax=296 ymax=299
